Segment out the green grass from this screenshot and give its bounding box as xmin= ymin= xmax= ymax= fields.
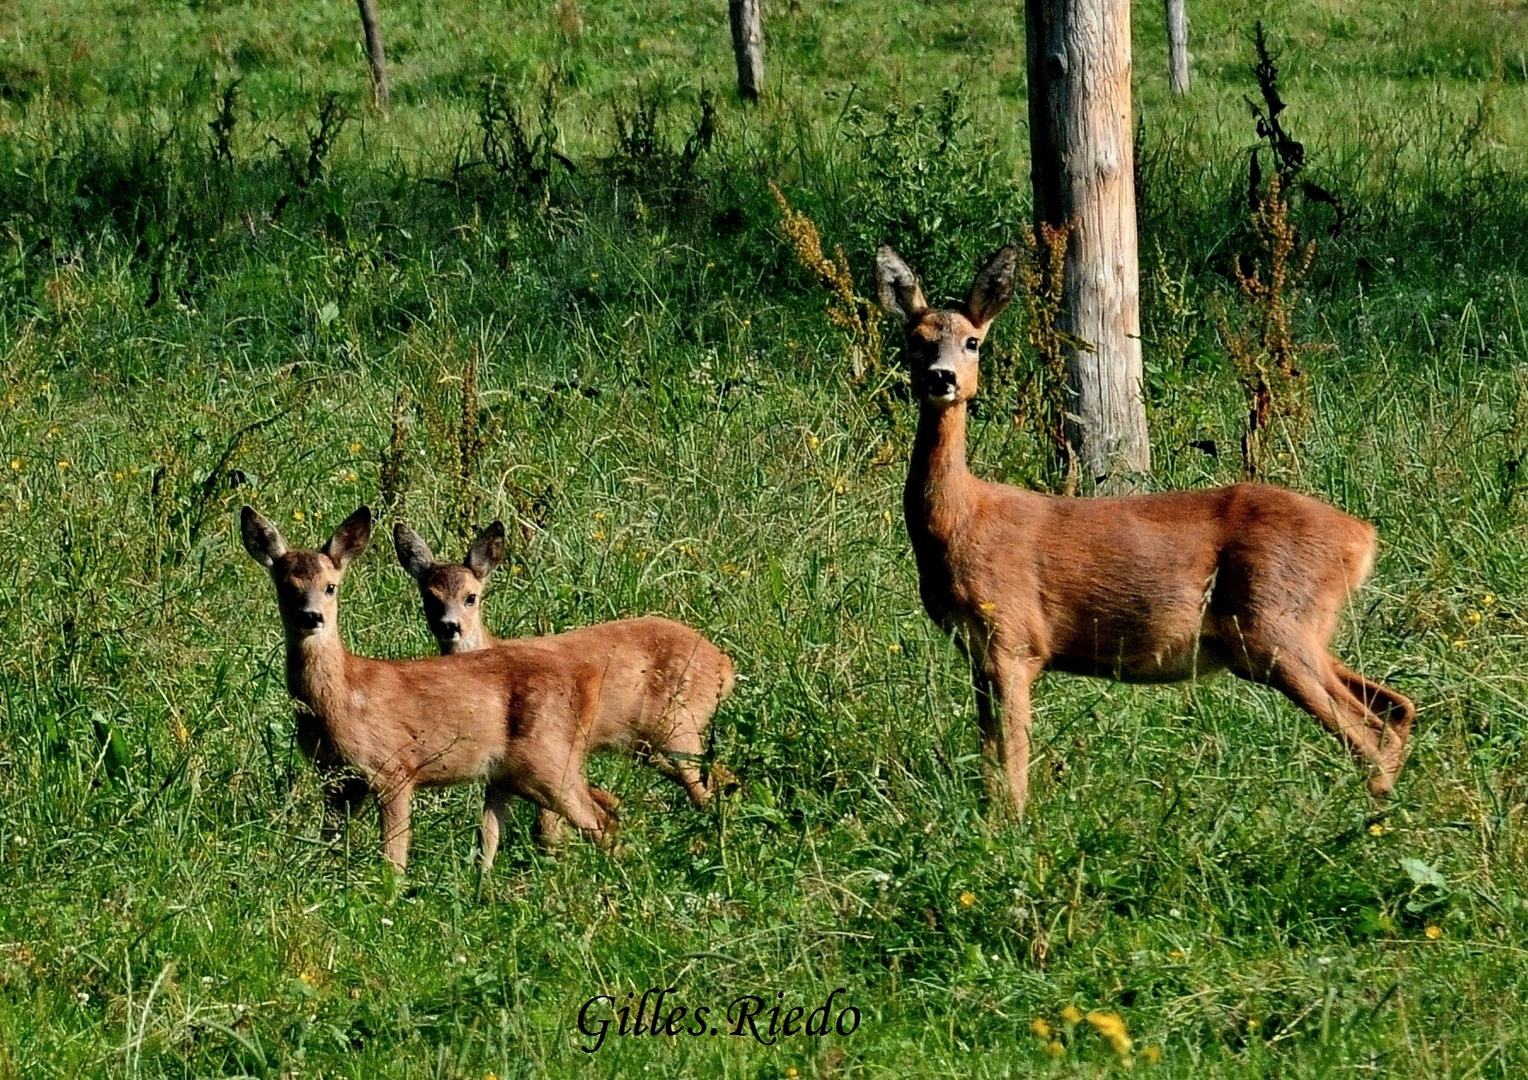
xmin=3 ymin=0 xmax=1528 ymax=1074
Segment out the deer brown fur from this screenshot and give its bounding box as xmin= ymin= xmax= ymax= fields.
xmin=876 ymin=244 xmax=1415 ymax=816
xmin=393 ymin=519 xmax=728 ymax=845
xmin=241 ymin=505 xmax=734 ymax=873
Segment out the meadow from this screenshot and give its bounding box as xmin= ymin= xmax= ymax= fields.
xmin=2 ymin=0 xmax=1528 ymax=1074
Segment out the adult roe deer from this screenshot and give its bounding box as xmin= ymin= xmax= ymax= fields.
xmin=393 ymin=518 xmax=731 ymax=844
xmin=240 ymin=505 xmax=734 ymax=872
xmin=875 ymin=244 xmax=1415 ymax=816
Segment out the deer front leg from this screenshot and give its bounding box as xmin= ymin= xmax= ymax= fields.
xmin=988 ymin=651 xmax=1040 ymax=820
xmin=481 ymin=781 xmax=514 ymax=870
xmin=377 ymin=779 xmax=414 ymax=875
xmin=971 ymin=664 xmax=1006 ymax=808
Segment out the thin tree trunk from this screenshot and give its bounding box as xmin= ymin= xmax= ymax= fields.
xmin=729 ymin=0 xmax=764 ymax=102
xmin=1165 ymin=0 xmax=1190 ymax=95
xmin=1025 ymin=0 xmax=1150 ymax=485
xmin=356 ymin=0 xmax=390 ymax=114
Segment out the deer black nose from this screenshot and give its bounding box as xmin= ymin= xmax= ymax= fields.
xmin=923 ymin=368 xmax=957 ymax=396
xmin=295 ymin=610 xmax=324 ymax=630
xmin=438 ymin=620 xmax=461 ymax=639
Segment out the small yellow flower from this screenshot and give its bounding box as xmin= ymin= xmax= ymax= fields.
xmin=1452 ymin=638 xmax=1467 ymax=649
xmin=114 ymin=471 xmax=124 ymax=481
xmin=807 ymin=435 xmax=820 ymax=451
xmin=833 ymin=478 xmax=849 ymax=495
xmin=888 ymin=642 xmax=901 ymax=654
xmin=56 ymin=460 xmax=70 ymax=471
xmin=959 ymin=891 xmax=976 ymax=908
xmin=1029 ymin=1017 xmax=1052 ymax=1039
xmin=1483 ymin=593 xmax=1496 ymax=606
xmin=312 ymin=509 xmax=323 ymax=521
xmin=785 ymin=1070 xmax=798 ymax=1079
xmin=589 ymin=271 xmax=601 ymax=280
xmin=591 ymin=530 xmax=606 ymax=541
xmin=1466 ymin=611 xmax=1482 ymax=624
xmin=173 ymin=719 xmax=189 ymax=744
xmin=881 ymin=509 xmax=893 ymax=524
xmin=634 ymin=551 xmax=647 ymax=561
xmin=1044 ymin=1040 xmax=1065 ymax=1058
xmin=593 ymin=510 xmax=606 ymax=521
xmin=48 ymin=425 xmax=60 ymax=436
xmin=1060 ymin=1004 xmax=1083 ymax=1025
xmin=978 ymin=600 xmax=998 ymax=616
xmin=349 ymin=441 xmax=363 ymax=454
xmin=1425 ymin=924 xmax=1442 ymax=940
xmin=9 ymin=458 xmax=19 ymax=470
xmin=1168 ymin=949 xmax=1185 ymax=961
xmin=293 ymin=509 xmax=305 ymax=522
xmin=1246 ymin=1018 xmax=1259 ymax=1032
xmin=345 ymin=471 xmax=358 ymax=482
xmin=1142 ymin=1046 xmax=1162 ymax=1064
xmin=1368 ymin=823 xmax=1385 ymax=837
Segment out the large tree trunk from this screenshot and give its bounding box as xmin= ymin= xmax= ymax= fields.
xmin=729 ymin=0 xmax=764 ymax=102
xmin=1165 ymin=0 xmax=1190 ymax=95
xmin=1025 ymin=0 xmax=1150 ymax=485
xmin=356 ymin=0 xmax=391 ymax=113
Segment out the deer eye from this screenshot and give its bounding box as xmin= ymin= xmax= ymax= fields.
xmin=465 ymin=594 xmax=477 ymax=606
xmin=965 ymin=337 xmax=979 ymax=352
xmin=325 ymin=583 xmax=336 ymax=595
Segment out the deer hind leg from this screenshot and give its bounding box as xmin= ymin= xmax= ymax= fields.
xmin=1264 ymin=652 xmax=1391 ymax=791
xmin=651 ymin=712 xmax=712 ymax=808
xmin=1331 ymin=660 xmax=1416 ymax=793
xmin=545 ymin=781 xmax=617 ymax=849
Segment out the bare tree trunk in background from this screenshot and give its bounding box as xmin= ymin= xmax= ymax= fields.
xmin=1025 ymin=0 xmax=1150 ymax=486
xmin=356 ymin=0 xmax=391 ymax=114
xmin=729 ymin=0 xmax=764 ymax=102
xmin=1165 ymin=0 xmax=1190 ymax=95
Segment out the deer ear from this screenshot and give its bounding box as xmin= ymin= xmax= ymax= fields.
xmin=323 ymin=506 xmax=372 ymax=570
xmin=465 ymin=521 xmax=507 ymax=580
xmin=965 ymin=245 xmax=1018 ymax=329
xmin=241 ymin=506 xmax=288 ymax=569
xmin=876 ymin=245 xmax=929 ymax=327
xmin=393 ymin=522 xmax=435 ymax=580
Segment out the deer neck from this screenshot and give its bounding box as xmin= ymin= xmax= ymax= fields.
xmin=905 ymin=400 xmax=976 ymax=546
xmin=286 ymin=628 xmax=350 ymax=720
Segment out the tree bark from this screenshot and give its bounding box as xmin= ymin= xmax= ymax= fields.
xmin=1025 ymin=0 xmax=1150 ymax=485
xmin=356 ymin=0 xmax=391 ymax=114
xmin=729 ymin=0 xmax=764 ymax=102
xmin=1165 ymin=0 xmax=1190 ymax=95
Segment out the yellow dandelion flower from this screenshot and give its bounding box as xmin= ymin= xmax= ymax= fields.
xmin=313 ymin=510 xmax=323 ymax=521
xmin=346 ymin=471 xmax=358 ymax=482
xmin=349 ymin=442 xmax=363 ymax=454
xmin=591 ymin=530 xmax=606 ymax=541
xmin=9 ymin=458 xmax=19 ymax=470
xmin=785 ymin=1070 xmax=798 ymax=1079
xmin=593 ymin=510 xmax=606 ymax=521
xmin=1467 ymin=611 xmax=1482 ymax=624
xmin=1029 ymin=1017 xmax=1052 ymax=1039
xmin=1452 ymin=639 xmax=1467 ymax=649
xmin=1425 ymin=924 xmax=1442 ymax=940
xmin=959 ymin=891 xmax=976 ymax=908
xmin=1060 ymin=1004 xmax=1083 ymax=1025
xmin=114 ymin=471 xmax=124 ymax=481
xmin=833 ymin=478 xmax=849 ymax=494
xmin=881 ymin=509 xmax=893 ymax=524
xmin=1482 ymin=593 xmax=1495 ymax=606
xmin=589 ymin=271 xmax=601 ymax=280
xmin=56 ymin=460 xmax=70 ymax=471
xmin=1246 ymin=1018 xmax=1259 ymax=1032
xmin=293 ymin=509 xmax=305 ymax=522
xmin=1087 ymin=1012 xmax=1132 ymax=1057
xmin=48 ymin=426 xmax=60 ymax=436
xmin=1044 ymin=1040 xmax=1065 ymax=1058
xmin=1142 ymin=1046 xmax=1162 ymax=1064
xmin=807 ymin=435 xmax=820 ymax=451
xmin=1168 ymin=949 xmax=1185 ymax=961
xmin=1368 ymin=823 xmax=1385 ymax=837
xmin=634 ymin=551 xmax=647 ymax=561
xmin=978 ymin=600 xmax=998 ymax=616
xmin=485 ymin=1074 xmax=498 ymax=1080
xmin=888 ymin=642 xmax=901 ymax=654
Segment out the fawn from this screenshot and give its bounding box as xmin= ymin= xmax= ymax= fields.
xmin=875 ymin=244 xmax=1415 ymax=816
xmin=241 ymin=505 xmax=734 ymax=873
xmin=393 ymin=519 xmax=730 ymax=843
